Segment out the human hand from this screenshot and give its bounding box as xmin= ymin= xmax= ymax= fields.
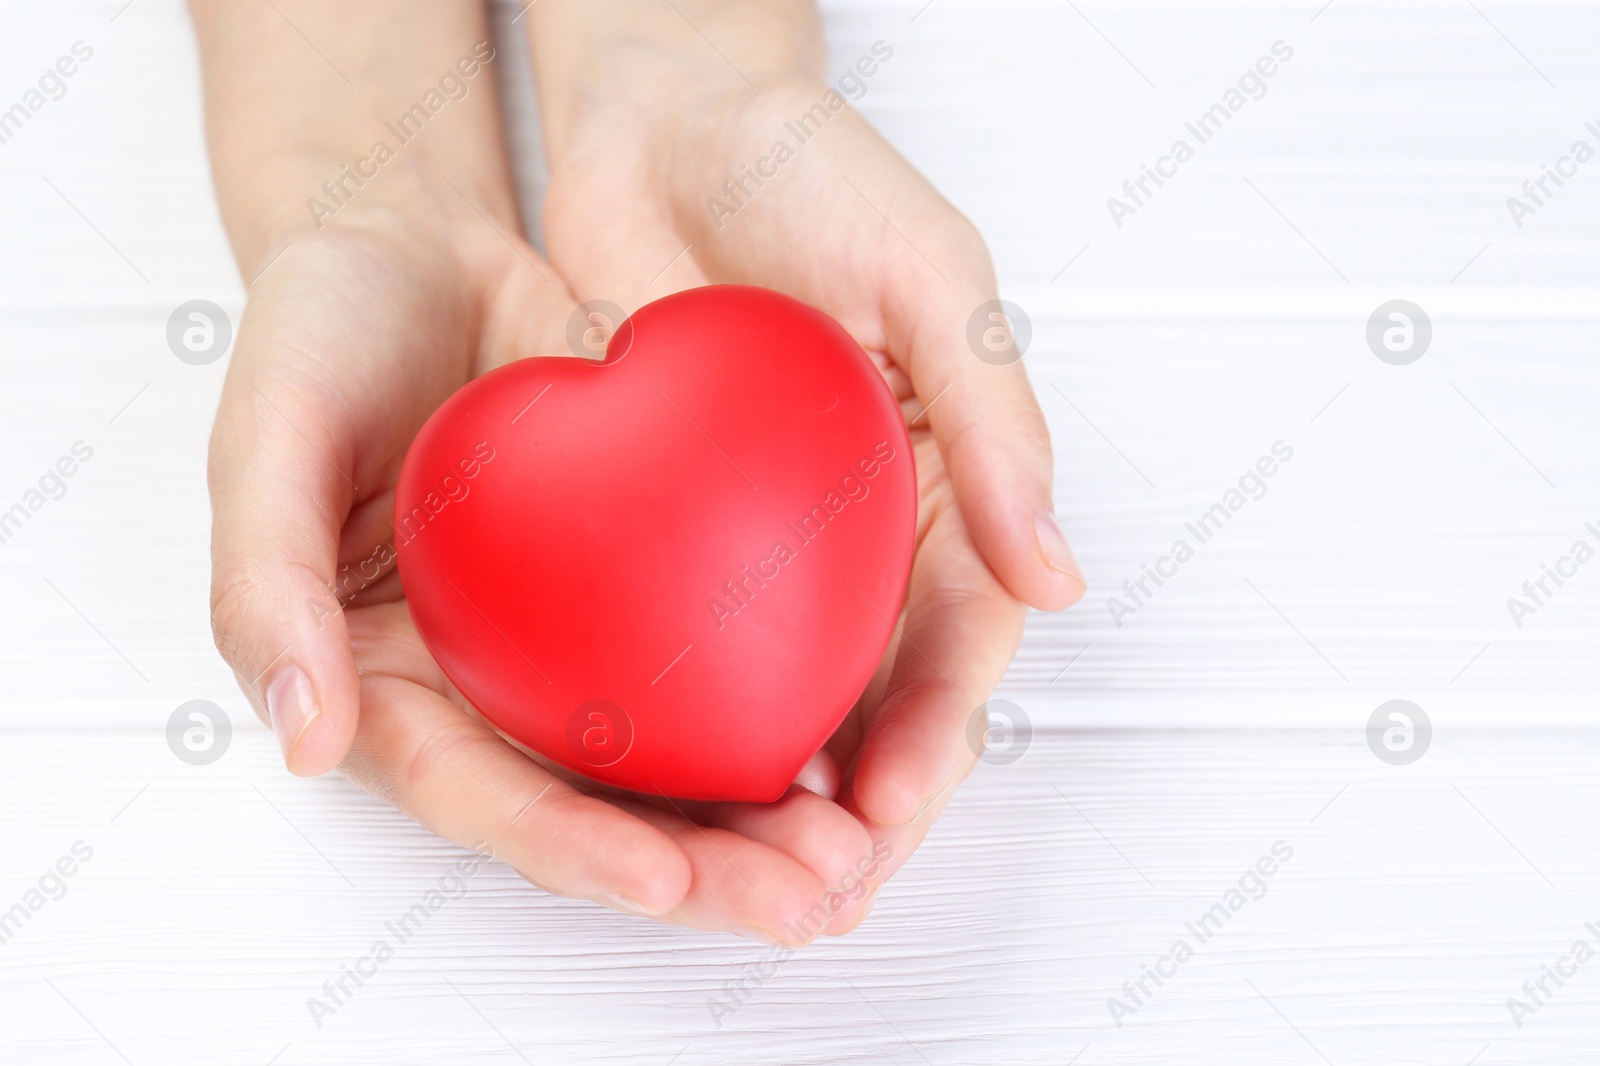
xmin=526 ymin=0 xmax=1087 ymax=907
xmin=193 ymin=0 xmax=890 ymax=942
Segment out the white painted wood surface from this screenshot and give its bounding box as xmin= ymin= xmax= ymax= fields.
xmin=2 ymin=0 xmax=1598 ymax=1062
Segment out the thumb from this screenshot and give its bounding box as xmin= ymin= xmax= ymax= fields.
xmin=888 ymin=249 xmax=1087 ymax=613
xmin=207 ymin=367 xmax=361 ymax=775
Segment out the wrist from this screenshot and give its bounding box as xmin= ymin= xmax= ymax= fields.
xmin=217 ymin=154 xmax=507 ymax=281
xmin=527 ymin=0 xmax=827 ymax=165
xmin=190 ymin=1 xmax=516 ymax=274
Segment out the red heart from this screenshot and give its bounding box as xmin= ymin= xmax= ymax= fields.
xmin=395 ymin=286 xmax=916 ymax=802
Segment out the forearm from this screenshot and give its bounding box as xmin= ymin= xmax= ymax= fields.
xmin=525 ymin=0 xmax=826 ymax=165
xmin=189 ymin=0 xmax=515 ymax=272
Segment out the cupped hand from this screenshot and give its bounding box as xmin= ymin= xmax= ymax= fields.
xmin=208 ymin=179 xmax=882 ymax=942
xmin=530 ymin=13 xmax=1087 ymax=908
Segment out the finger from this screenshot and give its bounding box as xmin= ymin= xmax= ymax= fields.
xmin=344 ymin=668 xmax=692 ymax=916
xmin=849 ymin=508 xmax=1028 ymax=828
xmin=833 ymin=774 xmax=960 ymax=933
xmin=791 ymin=749 xmax=841 ymax=800
xmin=208 ymin=358 xmax=362 ymax=777
xmin=881 ymin=213 xmax=1086 ymax=613
xmin=607 ymin=797 xmax=837 ymax=946
xmin=349 ymin=603 xmax=830 ymax=938
xmin=684 ymin=788 xmax=879 ymax=936
xmin=329 ymin=488 xmax=399 ymax=605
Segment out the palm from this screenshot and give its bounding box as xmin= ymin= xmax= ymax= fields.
xmin=203 ymin=3 xmax=1063 ymax=945
xmin=224 ymin=211 xmax=576 ymax=609
xmin=545 ymin=83 xmax=973 ymax=346
xmin=542 ymin=82 xmax=1024 ymax=885
xmin=226 ymin=214 xmax=891 ymax=939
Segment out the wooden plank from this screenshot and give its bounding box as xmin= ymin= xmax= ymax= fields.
xmin=2 ymin=729 xmax=1597 ymax=1063
xmin=1 ymin=0 xmax=1598 ymax=1060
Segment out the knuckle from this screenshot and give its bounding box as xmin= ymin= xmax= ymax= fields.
xmin=921 ymin=583 xmax=1008 ymax=634
xmin=885 ymin=674 xmax=958 ymax=713
xmin=946 ymin=213 xmax=991 ymax=263
xmin=209 ymin=566 xmax=266 ymax=668
xmin=944 ymin=402 xmax=1053 ymax=482
xmin=1010 ymin=406 xmax=1054 ymax=462
xmin=401 ymin=724 xmax=499 ymax=799
xmin=940 ymin=412 xmax=985 ymax=459
xmin=821 ymin=831 xmax=877 ymax=890
xmin=209 ymin=560 xmax=331 ymax=671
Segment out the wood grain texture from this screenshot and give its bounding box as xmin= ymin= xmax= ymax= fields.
xmin=2 ymin=0 xmax=1597 ymax=727
xmin=4 ymin=729 xmax=1600 ymax=1064
xmin=1 ymin=0 xmax=1597 ymax=1061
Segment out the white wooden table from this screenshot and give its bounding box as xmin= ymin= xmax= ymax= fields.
xmin=2 ymin=0 xmax=1597 ymax=1062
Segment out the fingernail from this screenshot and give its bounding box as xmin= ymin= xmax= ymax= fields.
xmin=733 ymin=925 xmax=782 ymax=946
xmin=266 ymin=665 xmax=319 ymax=763
xmin=602 ymin=892 xmax=656 ymax=916
xmin=1034 ymin=509 xmax=1085 ymax=586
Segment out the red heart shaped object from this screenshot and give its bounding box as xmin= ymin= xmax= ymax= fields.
xmin=394 ymin=285 xmax=916 ymax=802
